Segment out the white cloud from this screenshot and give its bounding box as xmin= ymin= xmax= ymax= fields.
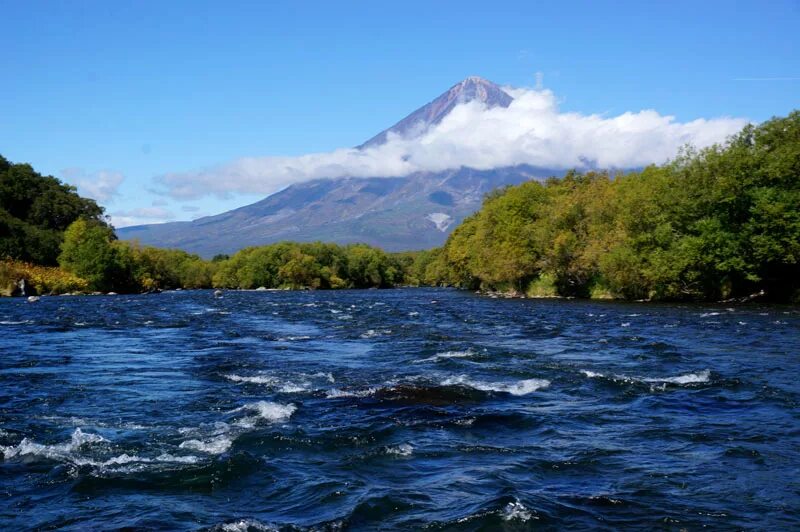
xmin=110 ymin=207 xmax=175 ymax=228
xmin=157 ymin=87 xmax=748 ymax=199
xmin=61 ymin=169 xmax=125 ymax=202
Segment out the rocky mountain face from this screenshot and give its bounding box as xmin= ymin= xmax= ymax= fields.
xmin=119 ymin=77 xmax=548 ymax=256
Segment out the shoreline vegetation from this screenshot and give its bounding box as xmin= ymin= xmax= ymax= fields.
xmin=2 ymin=111 xmax=798 ymax=303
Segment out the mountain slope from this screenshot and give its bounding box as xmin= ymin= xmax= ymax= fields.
xmin=118 ymin=77 xmax=546 ymax=256
xmin=119 ymin=165 xmax=553 ymax=256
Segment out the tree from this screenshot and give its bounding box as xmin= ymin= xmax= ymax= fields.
xmin=58 ymin=219 xmax=134 ymax=291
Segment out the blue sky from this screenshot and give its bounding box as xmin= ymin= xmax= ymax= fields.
xmin=1 ymin=0 xmax=798 ymax=226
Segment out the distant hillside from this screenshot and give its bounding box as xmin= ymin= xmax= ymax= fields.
xmin=120 ymin=165 xmax=559 ymax=257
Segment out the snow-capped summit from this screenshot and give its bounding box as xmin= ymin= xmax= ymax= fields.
xmin=358 ymin=76 xmax=513 ymax=149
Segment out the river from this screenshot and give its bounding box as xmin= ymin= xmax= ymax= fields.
xmin=1 ymin=288 xmax=798 ymax=530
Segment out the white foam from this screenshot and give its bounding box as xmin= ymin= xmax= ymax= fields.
xmin=230 ymin=401 xmax=296 ymax=427
xmin=226 ymin=372 xmax=331 ymax=393
xmin=277 ymin=382 xmax=310 ymax=393
xmin=224 ymin=374 xmax=279 ymax=385
xmin=325 ymin=387 xmax=378 ymax=399
xmin=156 ymin=453 xmax=201 ymax=464
xmin=360 ymin=329 xmax=391 ymax=339
xmin=386 ymin=443 xmax=414 ymax=456
xmin=219 ymin=519 xmax=277 ymax=532
xmin=582 ymin=368 xmax=711 ymax=386
xmin=645 ymin=370 xmax=711 ymax=385
xmin=276 ymin=335 xmax=311 ymax=341
xmin=501 ymin=500 xmax=534 ymax=522
xmin=441 ymin=376 xmax=550 ymax=395
xmin=415 ymin=350 xmax=476 ymax=363
xmin=179 ymin=435 xmax=233 ymax=454
xmin=1 ymin=428 xmax=106 ymax=461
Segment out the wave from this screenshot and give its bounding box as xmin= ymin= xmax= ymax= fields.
xmin=645 ymin=370 xmax=711 ymax=385
xmin=224 ymin=374 xmax=278 ymax=385
xmin=414 ymin=350 xmax=477 ymax=363
xmin=441 ymin=375 xmax=550 ymax=395
xmin=325 ymin=387 xmax=378 ymax=399
xmin=229 ymin=401 xmax=296 ymax=428
xmin=1 ymin=428 xmax=106 ymax=461
xmin=211 ymin=519 xmax=278 ymax=532
xmin=501 ymin=500 xmax=535 ymax=522
xmin=360 ymin=329 xmax=391 ymax=339
xmin=224 ymin=371 xmax=333 ymax=392
xmin=325 ymin=374 xmax=549 ymax=403
xmin=0 ymin=428 xmax=201 ymax=469
xmin=581 ymin=369 xmax=711 ymax=387
xmin=179 ymin=435 xmax=233 ymax=455
xmin=386 ymin=443 xmax=414 ymax=457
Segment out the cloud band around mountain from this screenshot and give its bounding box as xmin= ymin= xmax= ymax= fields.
xmin=157 ymin=87 xmax=748 ymax=199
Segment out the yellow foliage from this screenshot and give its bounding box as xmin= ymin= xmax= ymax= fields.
xmin=0 ymin=260 xmax=88 ymax=296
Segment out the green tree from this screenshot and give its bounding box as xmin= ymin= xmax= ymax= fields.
xmin=58 ymin=219 xmax=134 ymax=291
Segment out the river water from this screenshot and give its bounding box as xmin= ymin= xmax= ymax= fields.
xmin=1 ymin=288 xmax=798 ymax=530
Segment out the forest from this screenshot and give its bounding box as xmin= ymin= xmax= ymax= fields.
xmin=419 ymin=111 xmax=800 ymax=302
xmin=1 ymin=110 xmax=798 ymax=301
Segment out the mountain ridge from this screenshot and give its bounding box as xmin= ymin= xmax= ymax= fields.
xmin=118 ymin=77 xmax=546 ymax=256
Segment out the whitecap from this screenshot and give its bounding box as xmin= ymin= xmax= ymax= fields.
xmin=224 ymin=374 xmax=279 ymax=385
xmin=226 ymin=372 xmax=327 ymax=393
xmin=386 ymin=443 xmax=413 ymax=456
xmin=1 ymin=428 xmax=106 ymax=462
xmin=156 ymin=453 xmax=201 ymax=464
xmin=501 ymin=500 xmax=534 ymax=522
xmin=218 ymin=519 xmax=277 ymax=532
xmin=179 ymin=435 xmax=233 ymax=454
xmin=325 ymin=387 xmax=378 ymax=399
xmin=644 ymin=369 xmax=711 ymax=385
xmin=276 ymin=335 xmax=311 ymax=341
xmin=360 ymin=329 xmax=391 ymax=339
xmin=441 ymin=376 xmax=550 ymax=395
xmin=277 ymin=382 xmax=311 ymax=393
xmin=582 ymin=368 xmax=711 ymax=386
xmin=230 ymin=401 xmax=296 ymax=428
xmin=415 ymin=350 xmax=476 ymax=363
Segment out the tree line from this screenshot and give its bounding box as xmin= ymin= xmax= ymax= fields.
xmin=57 ymin=223 xmax=408 ymax=293
xmin=2 ymin=110 xmax=798 ymax=301
xmin=416 ymin=111 xmax=799 ymax=302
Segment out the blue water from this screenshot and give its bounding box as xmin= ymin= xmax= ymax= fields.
xmin=1 ymin=288 xmax=798 ymax=530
